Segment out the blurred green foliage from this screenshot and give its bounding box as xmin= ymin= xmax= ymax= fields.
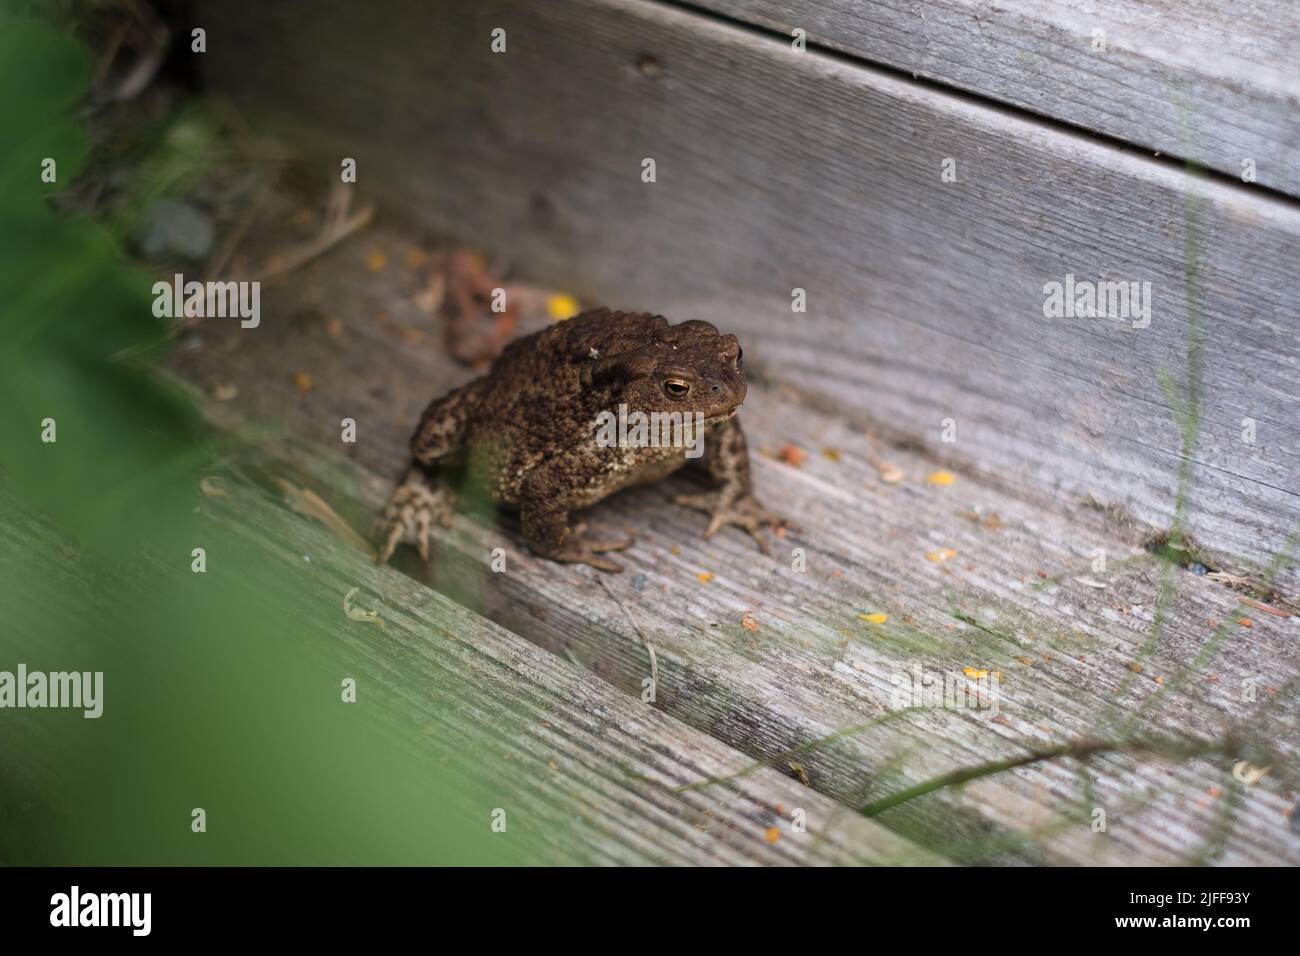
xmin=0 ymin=13 xmax=533 ymax=865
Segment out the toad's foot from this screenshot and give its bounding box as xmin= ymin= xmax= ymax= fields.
xmin=546 ymin=522 xmax=635 ymax=573
xmin=375 ymin=467 xmax=456 ymax=564
xmin=672 ymin=491 xmax=793 ymax=555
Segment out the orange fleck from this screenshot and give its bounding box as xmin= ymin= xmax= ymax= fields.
xmin=292 ymin=371 xmax=314 ymax=395
xmin=765 ymin=827 xmax=780 ymax=844
xmin=778 ymin=444 xmax=808 ymax=467
xmin=404 ymin=247 xmax=429 ymax=268
xmin=697 ymin=572 xmax=715 ymax=584
xmin=963 ymin=667 xmax=989 ymax=679
xmin=1129 ymin=662 xmax=1144 ymax=673
xmin=925 ymin=548 xmax=958 ymax=563
xmin=365 ymin=249 xmax=389 ymax=271
xmin=859 ymin=613 xmax=888 ymax=625
xmin=741 ymin=612 xmax=759 ymax=632
xmin=822 ymin=447 xmax=842 ymax=462
xmin=1238 ymin=617 xmax=1254 ymax=628
xmin=927 ymin=469 xmax=955 ymax=486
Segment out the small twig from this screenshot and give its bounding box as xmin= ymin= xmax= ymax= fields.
xmin=1241 ymin=597 xmax=1291 ymax=618
xmin=111 ymin=0 xmax=170 ymax=102
xmin=598 ymin=577 xmax=658 ymax=699
xmin=204 ymin=171 xmax=279 ymax=281
xmin=250 ymin=183 xmax=374 ymax=282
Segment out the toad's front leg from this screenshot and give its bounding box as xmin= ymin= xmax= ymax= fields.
xmin=673 ymin=417 xmax=791 ymax=554
xmin=375 ymin=464 xmax=457 ymax=564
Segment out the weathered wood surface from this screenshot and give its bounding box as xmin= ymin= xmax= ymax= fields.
xmin=686 ymin=0 xmax=1300 ymax=195
xmin=1 ymin=484 xmax=937 ymax=865
xmin=169 ymin=215 xmax=1300 ymax=865
xmin=200 ymin=0 xmax=1300 ymax=586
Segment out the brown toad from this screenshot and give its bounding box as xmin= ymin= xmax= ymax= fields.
xmin=376 ymin=308 xmax=787 ymax=571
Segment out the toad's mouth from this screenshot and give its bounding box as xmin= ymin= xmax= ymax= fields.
xmin=704 ymin=406 xmax=741 ymax=425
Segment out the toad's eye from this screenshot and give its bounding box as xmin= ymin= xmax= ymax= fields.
xmin=737 ymin=347 xmax=743 ymax=365
xmin=663 ymin=379 xmax=691 ymax=399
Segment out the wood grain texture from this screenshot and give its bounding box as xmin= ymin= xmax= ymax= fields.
xmin=199 ymin=0 xmax=1300 ymax=586
xmin=168 ymin=215 xmax=1300 ymax=865
xmin=0 ymin=484 xmax=937 ymax=866
xmin=686 ymin=0 xmax=1300 ymax=195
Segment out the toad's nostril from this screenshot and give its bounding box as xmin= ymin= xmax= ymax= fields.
xmin=710 ymin=384 xmax=722 ymax=393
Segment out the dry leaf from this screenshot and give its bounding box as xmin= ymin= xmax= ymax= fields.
xmin=1232 ymin=761 xmax=1270 ymax=785
xmin=343 ymin=587 xmax=386 ymax=631
xmin=275 ymin=478 xmax=375 ymax=558
xmin=199 ymin=476 xmax=230 ymax=500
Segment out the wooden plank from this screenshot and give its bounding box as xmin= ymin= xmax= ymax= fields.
xmin=683 ymin=0 xmax=1300 ymax=195
xmin=168 ymin=215 xmax=1300 ymax=865
xmin=0 ymin=483 xmax=939 ymax=866
xmin=198 ymin=0 xmax=1300 ymax=585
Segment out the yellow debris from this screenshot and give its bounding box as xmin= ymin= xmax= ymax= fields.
xmin=547 ymin=293 xmax=581 ymax=320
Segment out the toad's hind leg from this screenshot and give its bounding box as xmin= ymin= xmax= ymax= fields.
xmin=521 ymin=500 xmax=634 ymax=573
xmin=375 ymin=465 xmax=457 ymax=564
